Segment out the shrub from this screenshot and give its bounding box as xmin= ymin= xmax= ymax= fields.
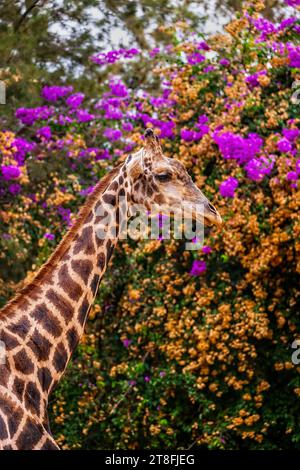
xmin=1 ymin=0 xmax=300 ymax=449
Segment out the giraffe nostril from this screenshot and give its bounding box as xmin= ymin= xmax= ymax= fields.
xmin=208 ymin=202 xmax=217 ymax=214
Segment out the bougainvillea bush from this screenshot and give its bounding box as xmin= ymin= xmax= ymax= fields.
xmin=1 ymin=1 xmax=300 ymax=449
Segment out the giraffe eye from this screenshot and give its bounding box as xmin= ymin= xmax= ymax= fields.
xmin=155 ymin=173 xmax=172 ymax=183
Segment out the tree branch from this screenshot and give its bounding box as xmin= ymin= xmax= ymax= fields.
xmin=14 ymin=0 xmax=44 ymax=32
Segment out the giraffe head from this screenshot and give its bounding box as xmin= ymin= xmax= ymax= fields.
xmin=125 ymin=128 xmax=222 ymax=227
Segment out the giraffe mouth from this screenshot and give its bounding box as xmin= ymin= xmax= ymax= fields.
xmin=202 ymin=211 xmax=223 ymax=228
xmin=201 ymin=200 xmax=222 ymax=227
xmin=185 ymin=200 xmax=222 ymax=228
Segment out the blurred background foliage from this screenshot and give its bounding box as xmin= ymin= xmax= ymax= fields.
xmin=1 ymin=0 xmax=300 ymax=451
xmin=0 ymin=0 xmax=289 ymax=123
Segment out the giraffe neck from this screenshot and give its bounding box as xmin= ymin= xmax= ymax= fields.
xmin=0 ymin=163 xmax=130 ymax=428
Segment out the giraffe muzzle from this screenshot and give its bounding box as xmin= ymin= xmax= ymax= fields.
xmin=202 ymin=200 xmax=223 ymax=227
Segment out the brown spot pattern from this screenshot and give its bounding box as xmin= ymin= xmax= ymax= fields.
xmin=53 ymin=342 xmax=68 ymax=373
xmin=71 ymin=259 xmax=93 ymax=284
xmin=13 ymin=349 xmax=34 ymax=375
xmin=32 ymin=303 xmax=62 ymax=338
xmin=46 ymin=290 xmax=73 ymax=323
xmin=28 ymin=329 xmax=52 ymax=362
xmin=58 ymin=263 xmax=83 ymax=301
xmin=73 ymin=226 xmax=95 ymax=255
xmin=78 ymin=296 xmax=90 ymax=326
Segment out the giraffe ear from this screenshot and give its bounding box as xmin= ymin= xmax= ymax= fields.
xmin=143 ymin=128 xmax=163 ymax=162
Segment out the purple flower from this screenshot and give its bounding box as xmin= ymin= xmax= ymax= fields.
xmin=219 ymin=58 xmax=230 ymax=66
xmin=149 ymin=47 xmax=160 ymax=58
xmin=219 ymin=177 xmax=238 ymax=198
xmin=104 ymin=50 xmax=124 ymax=64
xmin=76 ymin=109 xmax=94 ymax=122
xmin=285 ymin=0 xmax=300 ymax=6
xmin=282 ymin=128 xmax=300 ymax=142
xmin=181 ymin=129 xmax=195 ymax=142
xmin=28 ymin=193 xmax=37 ymax=202
xmin=204 ymin=65 xmax=215 ymax=73
xmin=66 ymin=93 xmax=85 ymax=109
xmin=15 ymin=108 xmax=37 ymax=126
xmin=244 ymin=156 xmax=275 ymax=181
xmin=15 ymin=106 xmax=53 ymax=126
xmin=79 ymin=185 xmax=95 ymax=197
xmin=57 ymin=114 xmax=73 ymax=125
xmin=12 ymin=138 xmax=35 ymax=165
xmin=1 ymin=165 xmax=21 ymax=180
xmin=8 ymin=183 xmax=21 ymax=195
xmin=150 ymin=96 xmax=171 ymax=108
xmin=2 ymin=233 xmax=11 ymax=240
xmin=57 ymin=206 xmax=72 ymax=226
xmin=122 ymin=338 xmax=132 ymax=348
xmin=36 ymin=126 xmax=52 ymax=141
xmin=277 ymin=139 xmax=292 ymax=153
xmin=202 ymin=245 xmax=212 ymax=254
xmin=159 ymin=371 xmax=166 ymax=378
xmin=103 ymin=127 xmax=122 ymax=141
xmin=197 ymin=41 xmax=210 ymax=51
xmin=287 ymin=171 xmax=298 ymax=181
xmin=94 ymin=148 xmax=111 ymax=160
xmin=289 ymin=48 xmax=300 ymax=68
xmin=102 ymin=97 xmax=122 ymax=108
xmin=150 ymin=119 xmax=175 ymax=139
xmin=41 ymin=85 xmax=73 ymax=102
xmin=180 ymin=128 xmax=206 ymax=142
xmin=246 ymin=70 xmax=267 ymax=88
xmin=190 ymin=260 xmax=207 ymax=276
xmin=198 ymin=115 xmax=209 ymax=125
xmin=196 ymin=124 xmax=210 ymax=137
xmin=187 ymin=52 xmax=205 ymax=65
xmin=90 ymin=52 xmax=113 ymax=65
xmin=123 ymin=48 xmax=140 ymax=58
xmin=44 ymin=232 xmax=55 ymax=241
xmin=252 ymin=18 xmax=276 ymax=35
xmin=144 ymin=376 xmax=151 ymax=382
xmin=122 ymin=122 xmax=133 ymax=132
xmin=159 ymin=121 xmax=175 ymax=139
xmin=79 ymin=148 xmax=98 ymax=159
xmin=104 ymin=107 xmax=123 ymax=120
xmin=97 ymin=97 xmax=123 ymax=120
xmin=90 ymin=48 xmax=139 ymax=66
xmin=109 ymin=80 xmax=128 ymax=98
xmin=128 ymin=380 xmax=137 ymax=386
xmin=213 ymin=132 xmax=263 ymax=164
xmin=278 ymin=17 xmax=297 ymax=30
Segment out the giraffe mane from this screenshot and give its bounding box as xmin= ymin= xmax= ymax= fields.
xmin=0 ymin=161 xmax=124 ymax=317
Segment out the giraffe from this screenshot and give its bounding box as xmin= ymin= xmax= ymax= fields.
xmin=0 ymin=129 xmax=222 ymax=450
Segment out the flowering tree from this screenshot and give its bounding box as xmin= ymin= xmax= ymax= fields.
xmin=1 ymin=0 xmax=300 ymax=450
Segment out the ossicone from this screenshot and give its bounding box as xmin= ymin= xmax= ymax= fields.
xmin=143 ymin=128 xmax=162 ymax=158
